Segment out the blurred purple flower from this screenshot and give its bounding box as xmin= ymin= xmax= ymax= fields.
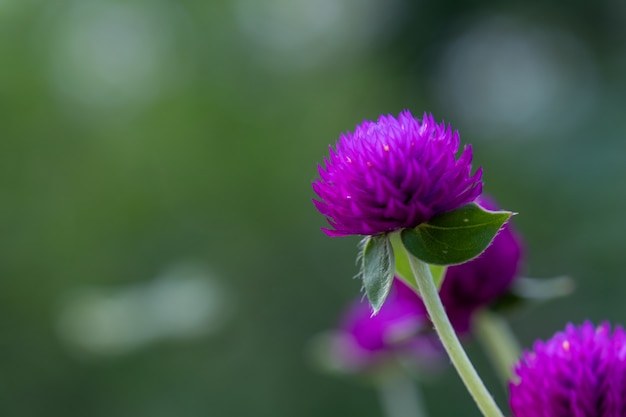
xmin=313 ymin=111 xmax=483 ymax=236
xmin=332 ymin=278 xmax=443 ymax=371
xmin=329 ymin=197 xmax=522 ymax=369
xmin=509 ymin=321 xmax=626 ymax=417
xmin=440 ymin=195 xmax=524 ymax=333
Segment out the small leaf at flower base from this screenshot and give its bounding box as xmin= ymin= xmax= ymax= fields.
xmin=429 ymin=264 xmax=447 ymax=289
xmin=391 ymin=232 xmax=447 ymax=292
xmin=401 ymin=203 xmax=513 ymax=265
xmin=361 ymin=234 xmax=395 ymax=314
xmin=389 ymin=232 xmax=417 ymax=292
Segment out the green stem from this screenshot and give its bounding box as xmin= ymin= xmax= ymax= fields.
xmin=407 ymin=254 xmax=504 ymax=417
xmin=377 ymin=370 xmax=428 ymax=417
xmin=473 ymin=309 xmax=521 ymax=384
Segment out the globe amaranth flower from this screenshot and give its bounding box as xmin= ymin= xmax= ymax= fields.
xmin=510 ymin=321 xmax=626 ymax=417
xmin=313 ymin=111 xmax=483 ymax=236
xmin=329 ymin=200 xmax=522 ymax=369
xmin=439 ymin=195 xmax=524 ymax=333
xmin=331 ymin=278 xmax=444 ymax=371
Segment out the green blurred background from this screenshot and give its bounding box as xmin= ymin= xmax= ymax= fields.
xmin=2 ymin=0 xmax=626 ymax=415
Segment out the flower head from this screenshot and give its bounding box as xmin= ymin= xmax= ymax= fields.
xmin=332 ymin=278 xmax=443 ymax=371
xmin=510 ymin=321 xmax=626 ymax=417
xmin=313 ymin=111 xmax=483 ymax=236
xmin=440 ymin=195 xmax=524 ymax=333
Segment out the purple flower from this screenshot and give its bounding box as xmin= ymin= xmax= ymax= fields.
xmin=510 ymin=321 xmax=626 ymax=417
xmin=313 ymin=111 xmax=483 ymax=236
xmin=332 ymin=278 xmax=443 ymax=371
xmin=440 ymin=195 xmax=524 ymax=333
xmin=329 ymin=199 xmax=522 ymax=369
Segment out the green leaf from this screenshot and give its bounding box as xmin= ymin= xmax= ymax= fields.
xmin=401 ymin=203 xmax=513 ymax=265
xmin=390 ymin=232 xmax=448 ymax=292
xmin=389 ymin=232 xmax=448 ymax=292
xmin=360 ymin=234 xmax=395 ymax=314
xmin=388 ymin=232 xmax=416 ymax=292
xmin=430 ymin=264 xmax=447 ymax=289
xmin=489 ymin=275 xmax=575 ymax=313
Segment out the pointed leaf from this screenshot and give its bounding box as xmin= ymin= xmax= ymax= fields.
xmin=489 ymin=275 xmax=575 ymax=313
xmin=391 ymin=232 xmax=448 ymax=292
xmin=361 ymin=234 xmax=395 ymax=314
xmin=430 ymin=264 xmax=447 ymax=289
xmin=401 ymin=203 xmax=513 ymax=265
xmin=511 ymin=275 xmax=575 ymax=300
xmin=389 ymin=232 xmax=417 ymax=292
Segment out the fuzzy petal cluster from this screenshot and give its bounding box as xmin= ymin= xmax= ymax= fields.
xmin=510 ymin=321 xmax=626 ymax=417
xmin=333 ymin=278 xmax=443 ymax=371
xmin=440 ymin=195 xmax=524 ymax=333
xmin=313 ymin=111 xmax=483 ymax=236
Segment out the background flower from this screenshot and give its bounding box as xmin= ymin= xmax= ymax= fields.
xmin=328 ymin=195 xmax=523 ymax=371
xmin=313 ymin=111 xmax=483 ymax=236
xmin=439 ymin=195 xmax=524 ymax=333
xmin=332 ymin=278 xmax=444 ymax=372
xmin=510 ymin=321 xmax=626 ymax=417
